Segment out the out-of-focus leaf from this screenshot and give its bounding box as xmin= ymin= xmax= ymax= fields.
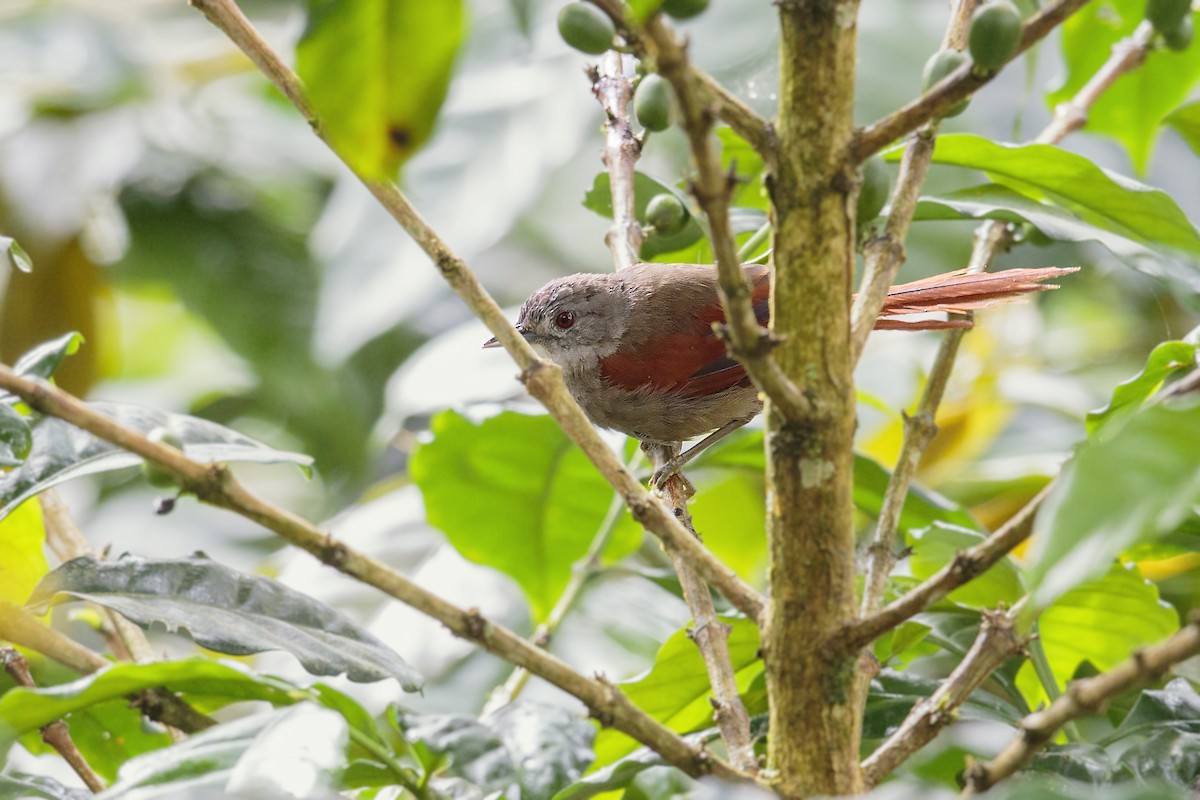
xmin=1166 ymin=100 xmax=1200 ymax=156
xmin=1110 ymin=678 xmax=1200 ymax=741
xmin=30 ymin=555 xmax=422 ymax=687
xmin=629 ymin=0 xmax=666 ymax=22
xmin=0 ymin=773 xmax=89 ymax=800
xmin=0 ymin=235 xmax=33 ymax=273
xmin=1025 ymin=401 xmax=1200 ymax=606
xmin=553 ymin=736 xmax=711 ymax=800
xmin=908 ymin=523 xmax=1023 ymax=609
xmin=403 ymin=703 xmax=594 ymax=799
xmin=1016 ymin=564 xmax=1179 ymax=710
xmin=411 ymin=411 xmax=641 ymax=621
xmin=0 ymin=402 xmax=31 ymax=467
xmin=296 ymin=0 xmax=466 ymax=177
xmin=19 ymin=699 xmax=173 ymax=784
xmin=0 ymin=499 xmax=48 ymax=605
xmin=13 ymin=331 xmax=84 ymax=382
xmin=985 ymin=777 xmax=1197 ymax=800
xmin=902 ymin=134 xmax=1200 ymax=257
xmin=915 ymin=184 xmax=1160 ymax=267
xmin=1086 ymin=340 xmax=1198 ymax=440
xmin=591 ymin=617 xmax=760 ymax=768
xmin=689 ymin=471 xmax=766 ymax=581
xmin=717 ymin=127 xmax=768 ymax=210
xmin=583 ymin=172 xmax=705 ymax=259
xmin=0 ymin=402 xmax=313 ymax=523
xmin=99 ymin=704 xmax=347 ymax=799
xmin=863 ymin=668 xmax=1025 ymax=742
xmin=1029 ymin=743 xmax=1118 ymax=785
xmin=1047 ymin=1 xmax=1200 ymax=173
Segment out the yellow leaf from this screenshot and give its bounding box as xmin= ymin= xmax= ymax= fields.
xmin=0 ymin=498 xmax=49 ymax=605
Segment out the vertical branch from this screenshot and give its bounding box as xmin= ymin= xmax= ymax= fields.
xmin=767 ymin=0 xmax=863 ymax=795
xmin=593 ymin=51 xmax=644 ymax=271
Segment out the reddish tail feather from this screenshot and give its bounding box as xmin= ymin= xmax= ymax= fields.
xmin=872 ymin=267 xmax=1078 ymax=331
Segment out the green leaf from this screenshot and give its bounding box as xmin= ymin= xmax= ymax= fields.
xmin=0 ymin=499 xmax=48 ymax=606
xmin=13 ymin=332 xmax=84 ymax=382
xmin=0 ymin=773 xmax=89 ymax=800
xmin=583 ymin=172 xmax=706 ymax=259
xmin=1047 ymin=0 xmax=1200 ymax=173
xmin=717 ymin=127 xmax=768 ymax=210
xmin=864 ymin=668 xmax=1024 ymax=741
xmin=591 ymin=617 xmax=760 ymax=768
xmin=296 ymin=0 xmax=466 ymax=177
xmin=1165 ymin=100 xmax=1200 ymax=156
xmin=1016 ymin=564 xmax=1179 ymax=711
xmin=0 ymin=235 xmax=33 ymax=273
xmin=0 ymin=659 xmax=300 ymax=746
xmin=29 ymin=554 xmax=422 ymax=688
xmin=908 ymin=522 xmax=1023 ymax=609
xmin=915 ymin=184 xmax=1167 ymax=274
xmin=25 ymin=700 xmax=173 ymax=783
xmin=0 ymin=402 xmax=31 ymax=468
xmin=1025 ymin=400 xmax=1200 ymax=606
xmin=1086 ymin=340 xmax=1198 ymax=439
xmin=99 ymin=704 xmax=347 ymax=799
xmin=411 ymin=411 xmax=641 ymax=621
xmin=908 ymin=133 xmax=1200 ymax=258
xmin=553 ymin=734 xmax=710 ymax=800
xmin=0 ymin=402 xmax=314 ymax=523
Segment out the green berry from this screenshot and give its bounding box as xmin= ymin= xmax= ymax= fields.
xmin=557 ymin=2 xmax=615 ymax=55
xmin=660 ymin=0 xmax=709 ymax=20
xmin=646 ymin=193 xmax=688 ymax=234
xmin=856 ymin=157 xmax=890 ymax=223
xmin=1163 ymin=15 xmax=1194 ymax=50
xmin=968 ymin=2 xmax=1023 ymax=70
xmin=921 ymin=50 xmax=971 ymax=117
xmin=1146 ymin=0 xmax=1192 ymax=33
xmin=141 ymin=427 xmax=184 ymax=489
xmin=634 ymin=74 xmax=673 ymax=132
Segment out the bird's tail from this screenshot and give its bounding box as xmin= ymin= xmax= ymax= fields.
xmin=874 ymin=267 xmax=1078 ymax=331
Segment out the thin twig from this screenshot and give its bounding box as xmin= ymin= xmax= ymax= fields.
xmin=852 ymin=0 xmax=1095 ymax=162
xmin=0 ymin=368 xmax=751 ymax=783
xmin=187 ymin=0 xmax=765 ymax=626
xmin=961 ymin=615 xmax=1200 ymax=796
xmin=2 ymin=647 xmax=106 ymax=793
xmin=593 ymin=51 xmax=643 ymax=271
xmin=639 ymin=13 xmax=809 ymax=420
xmin=838 ymin=482 xmax=1051 ymax=653
xmin=862 ymin=603 xmax=1029 ymax=786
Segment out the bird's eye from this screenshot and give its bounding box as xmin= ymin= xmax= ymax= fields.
xmin=554 ymin=310 xmax=575 ymax=329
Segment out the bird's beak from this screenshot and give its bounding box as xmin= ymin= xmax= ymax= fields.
xmin=481 ymin=325 xmax=534 ymax=350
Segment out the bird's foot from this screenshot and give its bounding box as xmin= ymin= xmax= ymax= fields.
xmin=650 ymin=461 xmax=695 ymax=498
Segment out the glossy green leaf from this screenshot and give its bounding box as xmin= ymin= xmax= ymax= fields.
xmin=553 ymin=734 xmax=710 ymax=800
xmin=21 ymin=699 xmax=173 ymax=783
xmin=296 ymin=0 xmax=466 ymax=177
xmin=0 ymin=235 xmax=33 ymax=273
xmin=591 ymin=617 xmax=760 ymax=768
xmin=1025 ymin=400 xmax=1200 ymax=606
xmin=99 ymin=704 xmax=347 ymax=799
xmin=411 ymin=411 xmax=641 ymax=621
xmin=30 ymin=554 xmax=422 ymax=687
xmin=1165 ymin=100 xmax=1200 ymax=156
xmin=907 ymin=134 xmax=1200 ymax=258
xmin=908 ymin=522 xmax=1023 ymax=609
xmin=864 ymin=668 xmax=1024 ymax=741
xmin=583 ymin=172 xmax=705 ymax=259
xmin=1086 ymin=340 xmax=1198 ymax=439
xmin=1016 ymin=564 xmax=1179 ymax=710
xmin=0 ymin=402 xmax=31 ymax=468
xmin=13 ymin=331 xmax=84 ymax=382
xmin=1047 ymin=0 xmax=1200 ymax=173
xmin=0 ymin=402 xmax=313 ymax=523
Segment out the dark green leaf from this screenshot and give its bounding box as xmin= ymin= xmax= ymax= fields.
xmin=591 ymin=617 xmax=760 ymax=767
xmin=296 ymin=0 xmax=466 ymax=177
xmin=908 ymin=523 xmax=1023 ymax=609
xmin=13 ymin=332 xmax=84 ymax=381
xmin=30 ymin=555 xmax=422 ymax=687
xmin=1016 ymin=565 xmax=1179 ymax=710
xmin=1025 ymin=401 xmax=1200 ymax=605
xmin=0 ymin=773 xmax=89 ymax=800
xmin=552 ymin=745 xmax=674 ymax=800
xmin=0 ymin=403 xmax=31 ymax=468
xmin=411 ymin=411 xmax=641 ymax=621
xmin=1047 ymin=0 xmax=1200 ymax=173
xmin=0 ymin=402 xmax=313 ymax=523
xmin=0 ymin=235 xmax=33 ymax=273
xmin=1029 ymin=743 xmax=1118 ymax=785
xmin=906 ymin=134 xmax=1200 ymax=257
xmin=583 ymin=172 xmax=705 ymax=259
xmin=98 ymin=704 xmax=347 ymax=799
xmin=985 ymin=777 xmax=1197 ymax=800
xmin=1165 ymin=100 xmax=1200 ymax=156
xmin=863 ymin=668 xmax=1025 ymax=741
xmin=1086 ymin=340 xmax=1198 ymax=439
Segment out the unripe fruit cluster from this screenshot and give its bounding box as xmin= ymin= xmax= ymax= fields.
xmin=968 ymin=1 xmax=1023 ymax=70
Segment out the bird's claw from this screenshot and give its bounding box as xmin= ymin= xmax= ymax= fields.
xmin=650 ymin=461 xmax=695 ymax=498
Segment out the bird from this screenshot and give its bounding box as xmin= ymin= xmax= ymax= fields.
xmin=484 ymin=262 xmax=1073 ymax=481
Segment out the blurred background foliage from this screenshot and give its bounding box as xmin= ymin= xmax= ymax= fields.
xmin=2 ymin=0 xmax=1200 ymax=795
